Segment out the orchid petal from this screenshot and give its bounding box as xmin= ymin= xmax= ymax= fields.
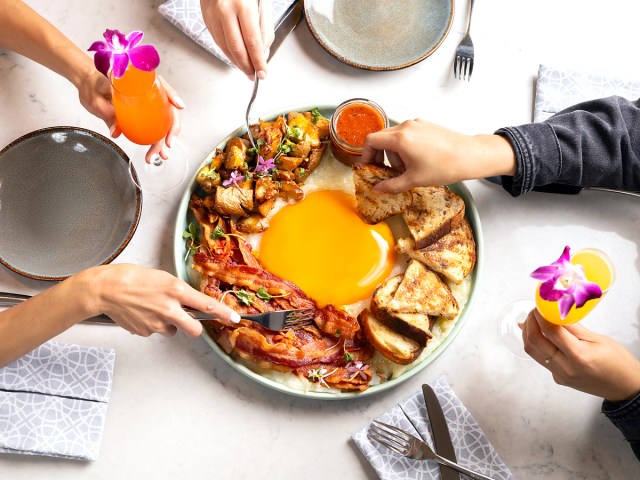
xmin=126 ymin=31 xmax=144 ymax=49
xmin=103 ymin=29 xmax=127 ymax=50
xmin=573 ymin=281 xmax=602 ymax=308
xmin=93 ymin=50 xmax=112 ymax=77
xmin=128 ymin=45 xmax=160 ymax=72
xmin=87 ymin=40 xmax=107 ymax=52
xmin=531 ymin=265 xmax=559 ymax=281
xmin=111 ymin=52 xmax=130 ymax=78
xmin=558 ymin=295 xmax=575 ymax=319
xmin=539 ymin=280 xmax=565 ymax=302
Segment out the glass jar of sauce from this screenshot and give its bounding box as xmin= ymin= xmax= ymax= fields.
xmin=330 ymin=98 xmax=389 ymax=166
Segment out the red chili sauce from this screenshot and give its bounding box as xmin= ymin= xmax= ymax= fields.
xmin=334 ymin=103 xmax=386 ymax=146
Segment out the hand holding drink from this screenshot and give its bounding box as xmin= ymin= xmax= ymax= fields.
xmin=498 ymin=245 xmax=615 ymax=358
xmin=89 ymin=29 xmax=187 ymax=193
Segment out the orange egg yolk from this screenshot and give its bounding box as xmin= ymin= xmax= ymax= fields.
xmin=258 ymin=190 xmax=395 ymax=307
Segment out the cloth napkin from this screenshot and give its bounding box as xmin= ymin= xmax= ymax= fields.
xmin=534 ymin=64 xmax=640 ymax=122
xmin=353 ymin=376 xmax=513 ymax=480
xmin=0 ymin=341 xmax=115 ymax=461
xmin=158 ymin=0 xmax=297 ymax=67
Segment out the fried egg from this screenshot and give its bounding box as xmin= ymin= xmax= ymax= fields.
xmin=254 ymin=154 xmax=404 ymax=308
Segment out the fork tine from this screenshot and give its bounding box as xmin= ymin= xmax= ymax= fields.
xmin=453 ymin=56 xmax=459 ymax=79
xmin=372 ymin=420 xmax=411 ymax=439
xmin=467 ymin=58 xmax=474 ymax=81
xmin=283 ymin=308 xmax=316 ymax=328
xmin=367 ymin=433 xmax=406 ymax=455
xmin=369 ymin=424 xmax=411 ymax=448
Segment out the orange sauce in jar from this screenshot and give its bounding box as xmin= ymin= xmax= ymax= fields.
xmin=330 ymin=98 xmax=388 ymax=166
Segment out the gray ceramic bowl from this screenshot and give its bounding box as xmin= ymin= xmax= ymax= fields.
xmin=0 ymin=127 xmax=142 ymax=280
xmin=305 ymin=0 xmax=454 ymax=70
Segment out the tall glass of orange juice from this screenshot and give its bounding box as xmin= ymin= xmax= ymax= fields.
xmin=498 ymin=246 xmax=614 ymax=358
xmin=111 ymin=66 xmax=187 ymax=193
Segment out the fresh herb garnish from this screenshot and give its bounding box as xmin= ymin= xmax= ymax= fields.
xmin=310 ymin=107 xmax=321 ymax=124
xmin=255 ymin=287 xmax=290 ymax=301
xmin=182 ymin=222 xmax=200 ymax=260
xmin=287 ymin=125 xmax=303 ymax=141
xmin=232 ymin=289 xmax=254 ymax=306
xmin=210 ymin=225 xmax=245 ymax=242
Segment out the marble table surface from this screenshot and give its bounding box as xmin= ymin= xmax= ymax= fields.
xmin=1 ymin=0 xmax=639 ymax=478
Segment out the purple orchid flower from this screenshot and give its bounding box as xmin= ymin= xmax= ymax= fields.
xmin=88 ymin=29 xmax=160 ymax=79
xmin=531 ymin=246 xmax=602 ymax=319
xmin=222 ymin=170 xmax=245 ymax=188
xmin=254 ymin=156 xmax=276 ymax=175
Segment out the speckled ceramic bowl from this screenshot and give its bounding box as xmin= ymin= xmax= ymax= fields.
xmin=305 ymin=0 xmax=454 ymax=70
xmin=0 ymin=127 xmax=142 ymax=280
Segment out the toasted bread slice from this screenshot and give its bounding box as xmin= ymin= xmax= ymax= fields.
xmin=396 ymin=218 xmax=476 ymax=284
xmin=386 ymin=260 xmax=460 ymax=319
xmin=359 ymin=309 xmax=423 ymax=365
xmin=402 ymin=186 xmax=465 ymax=248
xmin=353 ymin=163 xmax=412 ymax=224
xmin=370 ymin=275 xmax=433 ymax=346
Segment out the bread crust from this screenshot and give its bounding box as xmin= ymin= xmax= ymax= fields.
xmin=360 ymin=309 xmax=423 ymax=365
xmin=353 ymin=163 xmax=412 ymax=224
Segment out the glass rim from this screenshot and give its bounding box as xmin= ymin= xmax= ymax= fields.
xmin=571 ymin=247 xmax=615 ymax=293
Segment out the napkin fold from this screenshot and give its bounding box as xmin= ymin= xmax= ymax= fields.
xmin=0 ymin=341 xmax=115 ymax=461
xmin=158 ymin=0 xmax=296 ymax=67
xmin=353 ymin=376 xmax=513 ymax=480
xmin=534 ymin=64 xmax=640 ymax=122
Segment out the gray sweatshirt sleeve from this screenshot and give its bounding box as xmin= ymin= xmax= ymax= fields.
xmin=495 ymin=96 xmax=640 ymax=196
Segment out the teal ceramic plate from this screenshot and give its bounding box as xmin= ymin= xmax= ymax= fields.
xmin=0 ymin=127 xmax=142 ymax=280
xmin=304 ymin=0 xmax=454 ymax=70
xmin=173 ymin=104 xmax=483 ymax=399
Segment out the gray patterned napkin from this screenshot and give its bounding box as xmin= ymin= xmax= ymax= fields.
xmin=0 ymin=341 xmax=115 ymax=461
xmin=353 ymin=376 xmax=513 ymax=480
xmin=534 ymin=64 xmax=640 ymax=122
xmin=158 ymin=0 xmax=296 ymax=67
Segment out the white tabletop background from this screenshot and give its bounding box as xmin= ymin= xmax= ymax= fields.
xmin=1 ymin=0 xmax=639 ymax=478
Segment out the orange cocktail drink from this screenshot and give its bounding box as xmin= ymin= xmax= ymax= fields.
xmin=535 ymin=248 xmax=614 ymax=325
xmin=111 ymin=67 xmax=172 ymax=146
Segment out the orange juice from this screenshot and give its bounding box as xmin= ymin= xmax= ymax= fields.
xmin=535 ymin=248 xmax=614 ymax=325
xmin=111 ymin=67 xmax=172 ymax=145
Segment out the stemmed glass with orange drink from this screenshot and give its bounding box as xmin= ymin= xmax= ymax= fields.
xmin=498 ymin=246 xmax=615 ymax=358
xmin=89 ymin=29 xmax=187 ymax=193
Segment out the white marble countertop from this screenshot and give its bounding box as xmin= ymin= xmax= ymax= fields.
xmin=1 ymin=0 xmax=639 ymax=478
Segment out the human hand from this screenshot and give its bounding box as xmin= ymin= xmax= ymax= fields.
xmin=200 ymin=0 xmax=275 ymax=79
xmin=360 ymin=119 xmax=517 ymax=193
xmin=87 ymin=264 xmax=240 ymax=338
xmin=522 ymin=308 xmax=640 ymax=402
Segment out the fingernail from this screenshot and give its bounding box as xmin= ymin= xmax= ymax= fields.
xmin=175 ymin=96 xmax=186 ymax=109
xmin=109 ymin=124 xmax=116 ymax=137
xmin=230 ymin=312 xmax=241 ymax=323
xmin=257 ymin=70 xmax=266 ymax=80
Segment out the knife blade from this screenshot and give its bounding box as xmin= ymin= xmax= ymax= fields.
xmin=267 ymin=0 xmax=303 ymax=62
xmin=423 ymin=384 xmax=459 ymax=480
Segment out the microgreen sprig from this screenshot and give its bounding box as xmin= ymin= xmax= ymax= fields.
xmin=182 ymin=222 xmax=200 ymax=260
xmin=210 ymin=225 xmax=245 ymax=242
xmin=307 ymin=367 xmax=339 ymax=388
xmin=255 ymin=287 xmax=290 ymax=301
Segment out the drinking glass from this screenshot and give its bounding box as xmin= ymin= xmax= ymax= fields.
xmin=497 ymin=248 xmax=615 ymax=358
xmin=111 ymin=66 xmax=187 ymax=193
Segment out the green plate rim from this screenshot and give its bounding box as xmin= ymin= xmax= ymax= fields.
xmin=173 ymin=103 xmax=484 ymax=400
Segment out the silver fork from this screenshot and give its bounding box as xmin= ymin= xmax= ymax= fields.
xmin=453 ymin=0 xmax=475 ymax=80
xmin=0 ymin=291 xmax=316 ymax=331
xmin=186 ymin=306 xmax=316 ymax=331
xmin=245 ymin=0 xmax=261 ymax=150
xmin=368 ymin=420 xmax=495 ymax=480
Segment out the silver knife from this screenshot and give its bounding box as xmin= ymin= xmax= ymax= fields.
xmin=267 ymin=0 xmax=303 ymax=62
xmin=423 ymin=384 xmax=460 ymax=480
